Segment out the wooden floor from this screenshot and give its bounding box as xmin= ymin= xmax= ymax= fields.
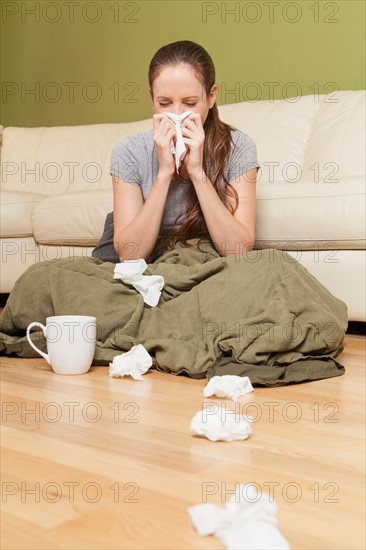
xmin=1 ymin=333 xmax=365 ymax=550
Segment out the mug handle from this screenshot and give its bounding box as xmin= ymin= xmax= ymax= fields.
xmin=26 ymin=322 xmax=50 ymax=364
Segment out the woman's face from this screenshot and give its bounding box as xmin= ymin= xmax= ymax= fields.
xmin=149 ymin=65 xmax=217 ymax=124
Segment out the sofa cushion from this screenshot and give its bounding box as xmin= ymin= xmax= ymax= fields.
xmin=30 ymin=177 xmax=365 ymax=250
xmin=219 ymin=93 xmax=320 ymax=184
xmin=219 ymin=90 xmax=365 ymax=183
xmin=255 ymin=177 xmax=365 ymax=249
xmin=302 ymin=91 xmax=365 ymax=180
xmin=0 ymin=190 xmax=45 ymax=237
xmin=0 ymin=119 xmax=152 ymax=196
xmin=32 ymin=189 xmax=113 ymax=245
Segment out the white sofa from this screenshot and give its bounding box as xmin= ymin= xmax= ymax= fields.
xmin=1 ymin=91 xmax=365 ymax=320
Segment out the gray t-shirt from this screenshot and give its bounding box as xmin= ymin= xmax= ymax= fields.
xmin=110 ymin=128 xmax=260 ymax=236
xmin=92 ymin=129 xmax=260 ymax=263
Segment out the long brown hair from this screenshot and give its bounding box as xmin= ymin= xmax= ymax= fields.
xmin=148 ymin=40 xmax=239 ymax=253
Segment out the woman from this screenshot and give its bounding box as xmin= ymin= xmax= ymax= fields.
xmin=0 ymin=41 xmax=347 ymax=385
xmin=93 ymin=40 xmax=260 ymax=264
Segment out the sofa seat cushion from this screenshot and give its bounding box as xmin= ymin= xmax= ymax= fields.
xmin=32 ymin=189 xmax=113 ymax=246
xmin=30 ymin=178 xmax=365 ymax=249
xmin=256 ymin=177 xmax=365 ymax=249
xmin=0 ymin=190 xmax=45 ymax=237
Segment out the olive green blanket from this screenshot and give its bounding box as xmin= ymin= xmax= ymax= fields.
xmin=0 ymin=239 xmax=348 ymax=385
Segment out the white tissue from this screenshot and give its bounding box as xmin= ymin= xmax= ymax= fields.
xmin=217 ymin=522 xmax=290 ymax=550
xmin=188 ymin=484 xmax=290 ymax=550
xmin=204 ymin=375 xmax=254 ymax=402
xmin=187 ymin=503 xmax=226 ymax=536
xmin=109 ymin=344 xmax=153 ymax=380
xmin=113 ymin=259 xmax=164 ymax=307
xmin=163 ymin=110 xmax=193 ymax=172
xmin=190 ymin=409 xmax=252 ymax=442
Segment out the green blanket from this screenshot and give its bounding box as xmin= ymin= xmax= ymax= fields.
xmin=0 ymin=239 xmax=348 ymax=385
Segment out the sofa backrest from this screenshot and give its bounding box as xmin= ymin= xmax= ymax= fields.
xmin=1 ymin=90 xmax=364 ymax=195
xmin=0 ymin=118 xmax=152 ymax=196
xmin=218 ymin=90 xmax=365 ymax=183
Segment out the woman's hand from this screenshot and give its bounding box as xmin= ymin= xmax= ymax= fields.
xmin=180 ymin=113 xmax=205 ymax=180
xmin=153 ymin=114 xmax=176 ymax=179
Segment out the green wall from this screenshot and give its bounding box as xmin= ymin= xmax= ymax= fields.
xmin=1 ymin=0 xmax=365 ymax=127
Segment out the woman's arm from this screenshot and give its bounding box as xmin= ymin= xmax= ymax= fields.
xmin=113 ymin=114 xmax=178 ymax=262
xmin=113 ymin=173 xmax=172 ymax=262
xmin=190 ymin=167 xmax=257 ymax=257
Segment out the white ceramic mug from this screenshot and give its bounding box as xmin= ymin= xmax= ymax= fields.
xmin=26 ymin=315 xmax=97 ymax=375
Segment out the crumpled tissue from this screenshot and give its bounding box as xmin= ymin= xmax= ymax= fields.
xmin=113 ymin=259 xmax=164 ymax=307
xmin=109 ymin=344 xmax=153 ymax=380
xmin=204 ymin=375 xmax=254 ymax=402
xmin=163 ymin=110 xmax=193 ymax=172
xmin=190 ymin=409 xmax=252 ymax=442
xmin=188 ymin=484 xmax=290 ymax=549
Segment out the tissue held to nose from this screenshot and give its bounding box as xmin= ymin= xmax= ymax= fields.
xmin=163 ymin=110 xmax=193 ymax=172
